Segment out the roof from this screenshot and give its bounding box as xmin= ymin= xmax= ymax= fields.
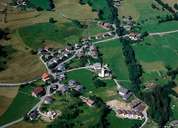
xmin=42 ymin=73 xmax=50 ymax=80
xmin=33 ymin=87 xmax=45 ymax=95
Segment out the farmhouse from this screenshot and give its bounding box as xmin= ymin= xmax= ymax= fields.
xmin=57 ymin=84 xmax=69 ymax=94
xmin=80 ymin=96 xmax=95 ymax=107
xmin=44 ymin=96 xmax=54 ymax=104
xmin=98 ymin=21 xmax=114 ymax=30
xmin=118 ymin=87 xmax=132 ymax=100
xmin=42 ymin=72 xmax=50 ymax=82
xmin=127 ymin=32 xmax=141 ymax=41
xmin=32 ymin=87 xmax=46 ymax=97
xmin=28 ymin=109 xmax=40 ymax=121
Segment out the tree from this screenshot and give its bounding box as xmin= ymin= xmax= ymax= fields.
xmin=174 ymin=3 xmax=178 ymax=10
xmin=49 ymin=17 xmax=56 ymax=23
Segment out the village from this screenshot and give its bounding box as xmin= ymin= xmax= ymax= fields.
xmin=23 ymin=21 xmax=147 ymax=123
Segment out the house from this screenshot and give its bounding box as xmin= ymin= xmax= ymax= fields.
xmin=68 ymin=80 xmax=77 ymax=87
xmin=50 ymin=84 xmax=59 ymax=93
xmin=73 ymin=85 xmax=83 ymax=92
xmin=92 ymin=63 xmax=102 ymax=71
xmin=58 ymin=84 xmax=68 ymax=94
xmin=80 ymin=96 xmax=95 ymax=107
xmin=32 ymin=87 xmax=46 ymax=97
xmin=98 ymin=65 xmax=112 ymax=78
xmin=98 ymin=22 xmax=114 ymax=30
xmin=118 ymin=87 xmax=132 ymax=100
xmin=16 ymin=0 xmax=27 ymax=6
xmin=46 ymin=111 xmax=58 ymax=120
xmin=42 ymin=73 xmax=50 ymax=82
xmin=44 ymin=96 xmax=54 ymax=104
xmin=28 ymin=109 xmax=39 ymax=121
xmin=128 ymin=32 xmax=141 ymax=41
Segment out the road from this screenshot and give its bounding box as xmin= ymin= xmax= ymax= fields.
xmin=139 ymin=110 xmax=148 ymax=128
xmin=93 ymin=35 xmax=119 ymax=45
xmin=149 ymin=29 xmax=178 ymax=36
xmin=0 ymin=77 xmax=41 ymax=87
xmin=0 ymin=118 xmax=23 ymax=128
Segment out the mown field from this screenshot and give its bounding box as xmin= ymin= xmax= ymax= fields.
xmin=0 ymin=82 xmax=40 ymax=126
xmin=118 ymin=0 xmax=178 ymax=32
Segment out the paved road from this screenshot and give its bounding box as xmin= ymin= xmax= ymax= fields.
xmin=93 ymin=35 xmax=119 ymax=45
xmin=0 ymin=77 xmax=40 ymax=87
xmin=149 ymin=29 xmax=178 ymax=36
xmin=139 ymin=110 xmax=148 ymax=128
xmin=0 ymin=117 xmax=23 ymax=128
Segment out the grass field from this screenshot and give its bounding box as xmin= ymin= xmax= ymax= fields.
xmin=0 ymin=83 xmax=40 ymax=125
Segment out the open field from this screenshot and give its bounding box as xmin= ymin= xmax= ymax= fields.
xmin=0 ymin=82 xmax=40 ymax=125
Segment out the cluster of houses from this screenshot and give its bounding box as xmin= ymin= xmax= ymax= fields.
xmin=126 ymin=32 xmax=141 ymax=41
xmin=90 ymin=63 xmax=112 ymax=79
xmin=121 ymin=16 xmax=135 ymax=32
xmin=80 ymin=31 xmax=116 ymax=44
xmin=76 ymin=43 xmax=99 ymax=59
xmin=116 ymin=109 xmax=144 ymax=120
